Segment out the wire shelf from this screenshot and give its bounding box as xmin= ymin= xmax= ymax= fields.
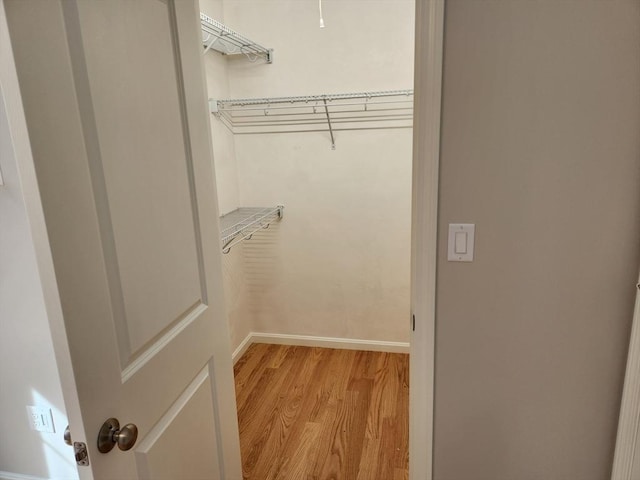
xmin=200 ymin=13 xmax=273 ymax=63
xmin=219 ymin=206 xmax=283 ymax=253
xmin=212 ymin=90 xmax=413 ymax=148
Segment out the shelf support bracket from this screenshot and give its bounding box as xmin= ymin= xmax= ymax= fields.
xmin=322 ymin=98 xmax=336 ymax=150
xmin=202 ymin=33 xmax=220 ymax=55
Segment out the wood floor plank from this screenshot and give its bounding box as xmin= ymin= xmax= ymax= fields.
xmin=366 ymin=352 xmax=395 ymax=440
xmin=350 ymin=350 xmax=378 ymax=380
xmin=308 ymin=348 xmax=351 ymax=423
xmin=309 ymin=349 xmax=357 ymax=478
xmin=234 ymin=344 xmax=409 ymax=480
xmin=274 ymin=347 xmax=339 ymax=478
xmin=317 ymin=391 xmax=358 ymax=479
xmin=377 ymin=417 xmax=397 ymax=480
xmin=394 ymin=468 xmax=409 ymax=480
xmin=249 ymin=347 xmax=327 ymax=479
xmin=356 ymin=436 xmax=382 ymax=480
xmin=269 ymin=344 xmax=296 ymax=369
xmin=343 ymin=378 xmax=373 ymax=478
xmin=394 ymin=353 xmax=410 ymax=470
xmin=234 ymin=343 xmax=278 ymax=412
xmin=234 ymin=341 xmax=268 ymax=379
xmin=281 ymin=422 xmax=322 ymax=480
xmin=238 ymin=346 xmax=301 ymax=478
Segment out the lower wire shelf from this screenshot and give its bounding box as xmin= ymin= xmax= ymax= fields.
xmin=219 ymin=205 xmax=283 ymax=254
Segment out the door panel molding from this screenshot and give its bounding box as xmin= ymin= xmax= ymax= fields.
xmin=122 ymin=301 xmax=206 ymax=382
xmin=165 ymin=0 xmax=210 ymax=307
xmin=62 ymin=0 xmax=210 ymax=366
xmin=135 ymin=364 xmax=221 ymax=479
xmin=59 ymin=0 xmax=133 ymax=367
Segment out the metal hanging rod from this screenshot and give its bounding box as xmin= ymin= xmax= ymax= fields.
xmin=200 ymin=13 xmax=273 ymax=64
xmin=219 ymin=206 xmax=283 ymax=254
xmin=211 ymin=90 xmax=413 ymax=149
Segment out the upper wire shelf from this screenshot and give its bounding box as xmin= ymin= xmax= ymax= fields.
xmin=219 ymin=206 xmax=283 ymax=254
xmin=211 ymin=89 xmax=414 ymax=149
xmin=200 ymin=13 xmax=273 ymax=63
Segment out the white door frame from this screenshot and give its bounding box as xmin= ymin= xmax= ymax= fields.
xmin=612 ymin=274 xmax=640 ymax=480
xmin=409 ymin=1 xmax=445 ymax=480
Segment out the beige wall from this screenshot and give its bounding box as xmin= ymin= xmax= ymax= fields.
xmin=634 ymin=437 xmax=640 ymax=480
xmin=0 ymin=90 xmax=77 ymax=479
xmin=210 ymin=0 xmax=415 ymax=347
xmin=434 ymin=1 xmax=640 ymax=479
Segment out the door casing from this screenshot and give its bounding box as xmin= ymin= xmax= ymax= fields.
xmin=612 ymin=275 xmax=640 ymax=480
xmin=409 ymin=2 xmax=445 ymax=480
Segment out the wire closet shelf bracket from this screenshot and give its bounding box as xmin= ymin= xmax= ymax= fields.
xmin=219 ymin=206 xmax=284 ymax=254
xmin=211 ymin=89 xmax=414 ymax=149
xmin=200 ymin=13 xmax=273 ymax=63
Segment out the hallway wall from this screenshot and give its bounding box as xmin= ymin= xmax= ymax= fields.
xmin=434 ymin=1 xmax=640 ymax=478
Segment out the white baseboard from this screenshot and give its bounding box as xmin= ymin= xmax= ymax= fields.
xmin=231 ymin=332 xmax=254 ymax=364
xmin=0 ymin=472 xmax=50 ymax=480
xmin=232 ymin=332 xmax=409 ymax=362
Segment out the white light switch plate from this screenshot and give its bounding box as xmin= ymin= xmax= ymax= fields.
xmin=448 ymin=223 xmax=475 ymax=262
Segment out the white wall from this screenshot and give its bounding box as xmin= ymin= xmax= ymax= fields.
xmin=200 ymin=0 xmax=240 ymax=216
xmin=0 ymin=90 xmax=77 ymax=479
xmin=200 ymin=0 xmax=255 ymax=353
xmin=208 ymin=0 xmax=415 ymax=347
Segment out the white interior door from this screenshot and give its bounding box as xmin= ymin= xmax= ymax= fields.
xmin=2 ymin=0 xmax=241 ymax=478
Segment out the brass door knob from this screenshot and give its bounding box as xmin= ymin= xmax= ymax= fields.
xmin=97 ymin=418 xmax=138 ymax=453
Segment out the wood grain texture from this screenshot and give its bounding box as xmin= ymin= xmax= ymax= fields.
xmin=234 ymin=344 xmax=409 ymax=479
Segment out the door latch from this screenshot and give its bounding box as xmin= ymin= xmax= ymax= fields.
xmin=64 ymin=425 xmax=90 ymax=466
xmin=74 ymin=442 xmax=90 ymax=466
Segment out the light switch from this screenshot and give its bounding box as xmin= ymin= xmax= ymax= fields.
xmin=448 ymin=224 xmax=475 ymax=262
xmin=454 ymin=232 xmax=467 ymax=254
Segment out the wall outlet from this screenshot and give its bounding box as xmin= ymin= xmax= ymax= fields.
xmin=26 ymin=405 xmax=55 ymax=433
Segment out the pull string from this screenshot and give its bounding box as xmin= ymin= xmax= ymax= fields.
xmin=319 ymin=0 xmax=325 ymax=28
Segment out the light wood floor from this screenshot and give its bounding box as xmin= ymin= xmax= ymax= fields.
xmin=233 ymin=343 xmax=409 ymax=480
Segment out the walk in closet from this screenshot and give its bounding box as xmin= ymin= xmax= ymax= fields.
xmin=199 ymin=0 xmax=415 ymax=358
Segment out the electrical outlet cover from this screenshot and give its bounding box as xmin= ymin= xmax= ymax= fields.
xmin=26 ymin=405 xmax=55 ymax=433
